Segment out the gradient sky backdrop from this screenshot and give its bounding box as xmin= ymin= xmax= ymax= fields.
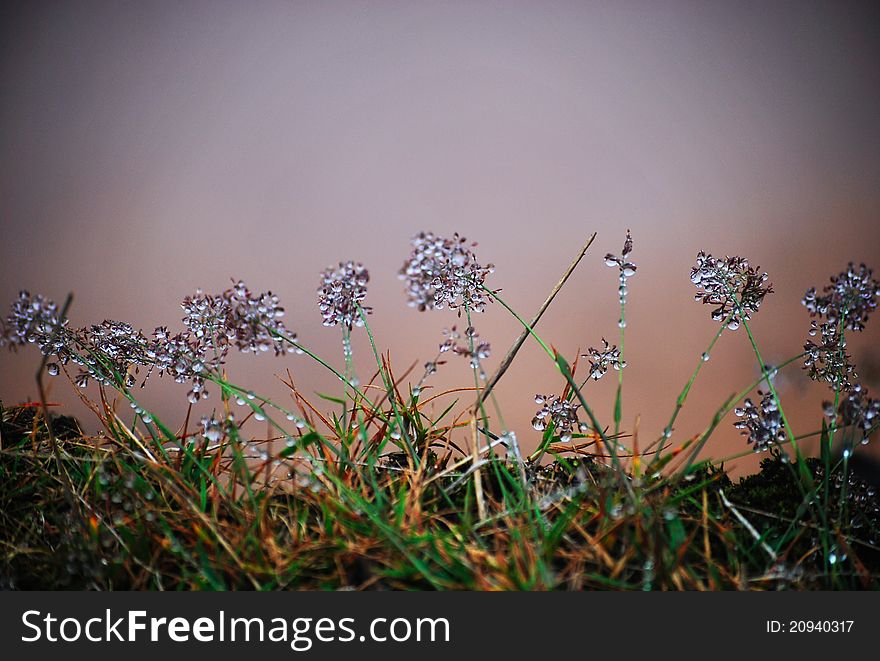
xmin=2 ymin=0 xmax=879 ymax=474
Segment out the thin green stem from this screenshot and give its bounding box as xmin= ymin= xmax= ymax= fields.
xmin=678 ymin=351 xmax=806 ymax=473
xmin=656 ymin=320 xmax=728 ymax=452
xmin=356 ymin=305 xmax=420 ymax=465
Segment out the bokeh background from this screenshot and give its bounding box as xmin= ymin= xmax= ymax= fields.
xmin=2 ymin=0 xmax=879 ymax=475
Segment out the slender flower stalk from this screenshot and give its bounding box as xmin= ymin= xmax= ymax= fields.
xmin=657 ymin=252 xmax=773 ymax=455
xmin=604 ymin=230 xmax=636 ymax=434
xmin=730 ymin=307 xmax=831 ymax=563
xmin=355 ymin=305 xmax=420 ymax=464
xmin=655 ymin=317 xmax=728 ymax=451
xmin=803 ymin=263 xmax=879 ymax=519
xmin=734 ymin=302 xmax=802 ymax=461
xmin=317 ymin=261 xmax=372 ymax=431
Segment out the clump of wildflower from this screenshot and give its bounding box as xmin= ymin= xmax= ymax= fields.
xmin=398 ymin=231 xmax=495 ymax=314
xmin=0 ymin=293 xmax=152 ymax=389
xmin=583 ymin=339 xmax=625 ymax=380
xmin=605 ymin=230 xmax=636 ymax=325
xmin=691 ymin=252 xmax=772 ymax=329
xmin=803 ymin=320 xmax=855 ymax=390
xmin=803 ymin=263 xmax=879 ymax=332
xmin=532 ymin=394 xmax=589 ymax=442
xmin=149 ymin=280 xmax=292 ymax=402
xmin=3 ymin=280 xmax=294 ymax=405
xmin=824 ymin=384 xmax=879 ymax=445
xmin=318 ymin=261 xmax=371 ymax=329
xmin=734 ymin=391 xmax=786 ymax=452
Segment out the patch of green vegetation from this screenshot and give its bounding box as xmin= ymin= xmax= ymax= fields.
xmin=1 ymin=408 xmax=877 ymax=590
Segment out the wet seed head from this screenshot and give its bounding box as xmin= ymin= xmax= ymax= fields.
xmin=399 ymin=231 xmax=495 ymax=314
xmin=803 ymin=320 xmax=855 ymax=391
xmin=532 ymin=394 xmax=587 ymax=442
xmin=583 ymin=338 xmax=625 ymax=380
xmin=803 ymin=262 xmax=879 ymax=332
xmin=317 ymin=261 xmax=371 ymax=330
xmin=825 ymin=384 xmax=879 ymax=445
xmin=691 ymin=252 xmax=772 ymax=328
xmin=733 ymin=391 xmax=786 ymax=452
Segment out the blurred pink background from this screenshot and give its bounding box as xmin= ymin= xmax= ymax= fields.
xmin=2 ymin=0 xmax=879 ymax=475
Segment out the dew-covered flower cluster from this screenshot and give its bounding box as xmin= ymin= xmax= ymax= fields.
xmin=398 ymin=231 xmax=495 ymax=314
xmin=690 ymin=252 xmax=772 ymax=330
xmin=146 ymin=325 xmax=222 ymax=403
xmin=824 ymin=384 xmax=879 ymax=445
xmin=605 ymin=230 xmax=636 ymax=326
xmin=146 ymin=281 xmax=292 ymax=402
xmin=217 ymin=280 xmax=290 ymax=355
xmin=583 ymin=339 xmax=625 ymax=381
xmin=803 ymin=263 xmax=879 ymax=332
xmin=318 ymin=261 xmax=371 ymax=329
xmin=734 ymin=391 xmax=786 ymax=452
xmin=532 ymin=394 xmax=589 ymax=442
xmin=0 ymin=291 xmax=67 ymax=353
xmin=803 ymin=320 xmax=855 ymax=391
